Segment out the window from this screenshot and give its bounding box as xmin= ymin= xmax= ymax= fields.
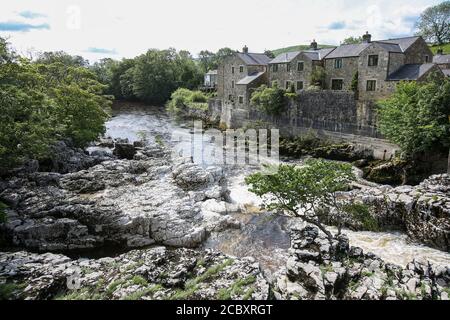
xmin=228 ymin=94 xmax=233 ymax=101
xmin=425 ymin=55 xmax=430 ymax=63
xmin=238 ymin=96 xmax=244 ymax=104
xmin=287 ymin=63 xmax=291 ymax=72
xmin=297 ymin=61 xmax=304 ymax=71
xmin=286 ymin=81 xmax=291 ymax=90
xmin=239 ymin=65 xmax=244 ymax=73
xmin=272 ymin=64 xmax=278 ymax=72
xmin=368 ymin=55 xmax=379 ymax=67
xmin=331 ymin=79 xmax=343 ymax=90
xmin=231 ymin=80 xmax=235 ymax=89
xmin=296 ymin=81 xmax=304 ymax=91
xmin=366 ymin=80 xmax=376 ymax=91
xmin=231 ymin=67 xmax=235 ymax=74
xmin=334 ymin=58 xmax=343 ymax=69
xmin=272 ymin=80 xmax=279 ymax=87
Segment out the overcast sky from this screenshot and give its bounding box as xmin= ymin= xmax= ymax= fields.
xmin=0 ymin=0 xmax=444 ymax=62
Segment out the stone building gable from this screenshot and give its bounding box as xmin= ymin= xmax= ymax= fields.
xmin=217 ymin=51 xmax=270 ymax=107
xmin=269 ymin=52 xmax=318 ymax=91
xmin=402 ymin=37 xmax=433 ymax=64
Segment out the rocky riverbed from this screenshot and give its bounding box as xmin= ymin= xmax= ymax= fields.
xmin=0 ymin=104 xmax=449 ymax=300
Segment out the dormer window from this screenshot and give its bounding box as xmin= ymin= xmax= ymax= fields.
xmin=334 ymin=58 xmax=343 ymax=69
xmin=239 ymin=65 xmax=244 ymax=73
xmin=297 ymin=61 xmax=304 ymax=71
xmin=272 ymin=64 xmax=279 ymax=72
xmin=368 ymin=55 xmax=379 ymax=67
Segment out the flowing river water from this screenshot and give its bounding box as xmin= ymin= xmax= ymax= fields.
xmin=102 ymin=103 xmax=450 ymax=273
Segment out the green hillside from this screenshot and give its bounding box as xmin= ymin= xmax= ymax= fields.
xmin=430 ymin=43 xmax=450 ymax=55
xmin=272 ymin=44 xmax=335 ymax=56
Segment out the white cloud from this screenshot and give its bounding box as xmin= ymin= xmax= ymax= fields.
xmin=0 ymin=0 xmax=443 ymax=62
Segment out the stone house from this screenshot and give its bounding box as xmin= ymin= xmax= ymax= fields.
xmin=324 ymin=33 xmax=441 ymax=100
xmin=216 ymin=46 xmax=271 ymax=107
xmin=433 ymin=50 xmax=450 ymax=77
xmin=268 ymin=41 xmax=335 ymax=91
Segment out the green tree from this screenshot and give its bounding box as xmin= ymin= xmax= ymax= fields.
xmin=416 ymin=1 xmax=450 ymax=45
xmin=198 ymin=50 xmax=216 ymax=73
xmin=35 ymin=51 xmax=89 ymax=67
xmin=264 ymin=50 xmax=275 ymax=59
xmin=250 ymin=82 xmax=286 ymax=116
xmin=342 ymin=36 xmax=363 ymax=45
xmin=311 ymin=66 xmax=326 ymax=88
xmin=377 ymin=77 xmax=450 ymax=157
xmin=0 ymin=61 xmax=57 ymax=170
xmin=245 ymin=159 xmax=356 ymax=243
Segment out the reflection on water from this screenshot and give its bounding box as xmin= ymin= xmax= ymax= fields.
xmin=106 ymin=103 xmax=450 ymax=271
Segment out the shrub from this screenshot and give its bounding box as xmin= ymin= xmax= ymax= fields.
xmin=250 ymin=83 xmax=286 ymax=116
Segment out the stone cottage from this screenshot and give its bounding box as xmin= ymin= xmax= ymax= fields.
xmin=216 ymin=46 xmax=271 ymax=107
xmin=268 ymin=40 xmax=335 ymax=91
xmin=324 ymin=33 xmax=442 ymax=100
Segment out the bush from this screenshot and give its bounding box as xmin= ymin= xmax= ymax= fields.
xmin=166 ymin=88 xmax=209 ymax=113
xmin=250 ymin=83 xmax=286 ymax=116
xmin=377 ymin=77 xmax=450 ymax=157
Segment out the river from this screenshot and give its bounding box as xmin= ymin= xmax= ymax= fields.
xmin=102 ymin=102 xmax=450 ymax=273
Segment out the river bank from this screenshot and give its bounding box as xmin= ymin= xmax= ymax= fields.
xmin=0 ymin=102 xmax=449 ymax=300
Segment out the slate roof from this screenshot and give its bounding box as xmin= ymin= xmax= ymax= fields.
xmin=303 ymin=48 xmax=336 ymax=60
xmin=326 ymin=43 xmax=371 ymax=59
xmin=269 ymin=51 xmax=301 ymax=64
xmin=237 ymin=52 xmax=272 ymax=65
xmin=269 ymin=47 xmax=336 ymax=64
xmin=387 ymin=63 xmax=436 ymax=81
xmin=236 ymin=71 xmax=266 ymax=85
xmin=434 ymin=54 xmax=450 ymax=64
xmin=325 ymin=36 xmax=421 ymax=59
xmin=374 ymin=42 xmax=402 ymax=53
xmin=380 ymin=36 xmax=420 ymax=52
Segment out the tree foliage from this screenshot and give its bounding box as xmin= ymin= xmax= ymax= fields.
xmin=245 ymin=159 xmax=356 ymax=243
xmin=198 ymin=48 xmax=235 ymax=73
xmin=0 ymin=37 xmax=110 ymax=172
xmin=310 ymin=66 xmax=326 ymax=88
xmin=92 ymin=49 xmax=203 ymax=104
xmin=416 ymin=1 xmax=450 ymax=45
xmin=250 ymin=82 xmax=286 ymax=116
xmin=377 ymin=77 xmax=450 ymax=157
xmin=342 ymin=36 xmax=363 ymax=45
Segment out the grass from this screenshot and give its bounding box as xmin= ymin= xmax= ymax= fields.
xmin=0 ymin=282 xmax=22 ymax=300
xmin=216 ymin=275 xmax=257 ymax=300
xmin=170 ymin=259 xmax=234 ymax=300
xmin=430 ymin=43 xmax=450 ymax=54
xmin=122 ymin=284 xmax=164 ymax=301
xmin=131 ymin=275 xmax=148 ymax=287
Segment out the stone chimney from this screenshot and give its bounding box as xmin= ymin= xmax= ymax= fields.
xmin=243 ymin=45 xmax=249 ymax=54
xmin=362 ymin=31 xmax=372 ymax=43
xmin=310 ymin=39 xmax=318 ymax=50
xmin=437 ymin=48 xmax=443 ymax=55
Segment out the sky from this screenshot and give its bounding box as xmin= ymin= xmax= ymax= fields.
xmin=0 ymin=0 xmax=444 ymax=62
